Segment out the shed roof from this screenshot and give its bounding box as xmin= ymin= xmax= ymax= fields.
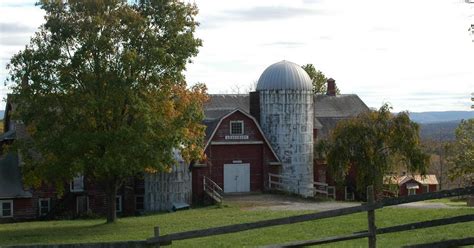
xmin=384 ymin=174 xmax=439 ymax=185
xmin=0 ymin=153 xmax=32 ymax=199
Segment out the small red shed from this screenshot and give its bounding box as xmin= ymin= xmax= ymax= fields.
xmin=384 ymin=174 xmax=439 ymax=197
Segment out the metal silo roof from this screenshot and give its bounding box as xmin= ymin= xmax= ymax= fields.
xmin=256 ymin=60 xmax=313 ymax=91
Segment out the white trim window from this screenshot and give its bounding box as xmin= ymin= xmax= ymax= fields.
xmin=70 ymin=175 xmax=84 ymax=192
xmin=38 ymin=198 xmax=51 ymax=216
xmin=116 ymin=196 xmax=122 ymax=213
xmin=0 ymin=200 xmax=13 ymax=218
xmin=408 ymin=188 xmax=417 ymax=195
xmin=230 ymin=121 xmax=244 ymax=135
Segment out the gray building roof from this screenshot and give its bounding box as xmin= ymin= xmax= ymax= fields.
xmin=204 ymin=94 xmax=249 ymax=120
xmin=314 ymin=94 xmax=369 ymax=118
xmin=256 ymin=60 xmax=313 ymax=91
xmin=314 ymin=94 xmax=369 ymax=140
xmin=0 ymin=153 xmax=32 ymax=199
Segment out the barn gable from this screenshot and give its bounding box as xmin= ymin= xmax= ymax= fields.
xmin=203 ymin=108 xmax=280 ymax=163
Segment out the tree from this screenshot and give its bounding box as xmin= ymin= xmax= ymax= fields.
xmin=301 ymin=64 xmax=339 ymax=94
xmin=446 ymin=119 xmax=474 ymax=185
xmin=6 ymin=0 xmax=206 ymax=223
xmin=325 ymin=104 xmax=429 ymax=197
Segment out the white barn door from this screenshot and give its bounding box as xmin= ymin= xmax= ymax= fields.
xmin=224 ymin=164 xmax=250 ymax=193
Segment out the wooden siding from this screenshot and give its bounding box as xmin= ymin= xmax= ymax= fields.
xmin=193 ymin=111 xmax=279 ymax=202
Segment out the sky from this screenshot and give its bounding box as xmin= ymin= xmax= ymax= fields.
xmin=1 ymin=0 xmax=473 ymax=112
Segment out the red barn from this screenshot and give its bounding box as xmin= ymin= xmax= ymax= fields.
xmin=384 ymin=174 xmax=439 ymax=196
xmin=192 ymin=106 xmax=280 ymax=202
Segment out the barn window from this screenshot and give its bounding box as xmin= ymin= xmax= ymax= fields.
xmin=70 ymin=175 xmax=84 ymax=192
xmin=116 ymin=196 xmax=122 ymax=213
xmin=406 ymin=183 xmax=419 ymax=195
xmin=39 ymin=198 xmax=51 ymax=216
xmin=423 ymin=185 xmax=429 ymax=193
xmin=0 ymin=200 xmax=13 ymax=218
xmin=230 ymin=121 xmax=244 ymax=135
xmin=136 ymin=196 xmax=144 ymax=211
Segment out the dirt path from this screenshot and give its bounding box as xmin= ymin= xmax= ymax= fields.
xmin=223 ymin=193 xmax=467 ymax=211
xmin=224 ymin=193 xmax=359 ymax=211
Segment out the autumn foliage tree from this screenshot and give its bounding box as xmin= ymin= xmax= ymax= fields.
xmin=325 ymin=104 xmax=429 ymax=197
xmin=7 ymin=0 xmax=206 ymax=223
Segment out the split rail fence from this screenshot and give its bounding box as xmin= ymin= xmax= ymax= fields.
xmin=8 ymin=186 xmax=474 ymax=248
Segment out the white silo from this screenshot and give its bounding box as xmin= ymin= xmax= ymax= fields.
xmin=257 ymin=60 xmax=314 ymax=197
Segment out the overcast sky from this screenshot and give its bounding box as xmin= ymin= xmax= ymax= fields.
xmin=1 ymin=0 xmax=473 ymax=112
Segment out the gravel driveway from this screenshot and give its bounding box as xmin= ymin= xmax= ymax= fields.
xmin=223 ymin=193 xmax=467 ymax=211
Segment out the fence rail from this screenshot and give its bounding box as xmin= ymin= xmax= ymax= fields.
xmin=146 ymin=186 xmax=474 ymax=247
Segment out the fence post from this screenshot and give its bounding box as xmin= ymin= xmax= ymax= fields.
xmin=154 ymin=226 xmax=160 ymax=248
xmin=367 ymin=185 xmax=376 ymax=248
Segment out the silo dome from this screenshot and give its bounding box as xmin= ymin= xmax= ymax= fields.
xmin=256 ymin=60 xmax=313 ymax=91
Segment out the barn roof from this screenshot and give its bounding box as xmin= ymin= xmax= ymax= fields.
xmin=314 ymin=94 xmax=369 ymax=141
xmin=0 ymin=153 xmax=32 ymax=199
xmin=204 ymin=94 xmax=249 ymax=120
xmin=314 ymin=94 xmax=369 ymax=118
xmin=384 ymin=174 xmax=439 ymax=185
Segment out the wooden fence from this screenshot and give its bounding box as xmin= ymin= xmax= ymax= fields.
xmin=268 ymin=173 xmax=335 ymax=199
xmin=8 ymin=186 xmax=474 ymax=248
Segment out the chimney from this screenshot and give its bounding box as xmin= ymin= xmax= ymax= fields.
xmin=326 ymin=78 xmax=336 ymax=96
xmin=249 ymin=91 xmax=260 ymax=123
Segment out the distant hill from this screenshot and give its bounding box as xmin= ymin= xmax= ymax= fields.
xmin=409 ymin=111 xmax=473 ymax=124
xmin=418 ymin=120 xmax=460 ymax=141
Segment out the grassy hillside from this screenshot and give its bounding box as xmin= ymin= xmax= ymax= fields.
xmin=0 ymin=204 xmax=472 ymax=247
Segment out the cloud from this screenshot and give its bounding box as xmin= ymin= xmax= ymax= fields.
xmin=302 ymin=0 xmax=323 ymax=4
xmin=0 ymin=34 xmax=31 ymax=46
xmin=0 ymin=22 xmax=36 ymax=34
xmin=262 ymin=41 xmax=306 ymax=48
xmin=369 ymin=26 xmax=400 ymax=33
xmin=200 ymin=6 xmax=326 ymax=29
xmin=319 ymin=35 xmax=332 ymax=40
xmin=0 ymin=1 xmax=36 ymax=8
xmin=225 ymin=6 xmax=325 ymax=21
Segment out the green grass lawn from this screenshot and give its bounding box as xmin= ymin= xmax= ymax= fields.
xmin=426 ymin=198 xmax=468 ymax=207
xmin=0 ymin=203 xmax=473 ymax=247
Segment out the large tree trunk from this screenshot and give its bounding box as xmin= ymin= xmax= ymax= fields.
xmin=105 ymin=182 xmax=118 ymax=223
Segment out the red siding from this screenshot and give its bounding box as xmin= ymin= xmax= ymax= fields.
xmin=193 ymin=111 xmax=279 ymax=202
xmin=398 ymin=180 xmax=438 ymax=196
xmin=212 ymin=111 xmax=266 ymax=142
